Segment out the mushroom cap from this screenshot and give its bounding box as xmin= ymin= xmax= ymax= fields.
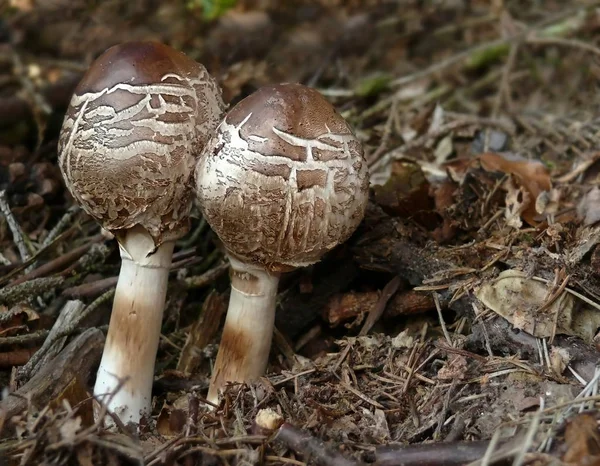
xmin=195 ymin=83 xmax=369 ymax=272
xmin=58 ymin=41 xmax=225 ymax=245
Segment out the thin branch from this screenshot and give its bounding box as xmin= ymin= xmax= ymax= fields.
xmin=0 ymin=190 xmax=34 ymax=261
xmin=389 ymin=4 xmax=594 ymax=89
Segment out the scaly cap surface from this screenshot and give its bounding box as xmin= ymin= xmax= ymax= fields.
xmin=59 ymin=41 xmax=225 ymax=245
xmin=195 ymin=83 xmax=369 ymax=271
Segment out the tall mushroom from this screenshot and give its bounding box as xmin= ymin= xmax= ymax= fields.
xmin=58 ymin=41 xmax=225 ymax=424
xmin=194 ymin=83 xmax=369 ymax=403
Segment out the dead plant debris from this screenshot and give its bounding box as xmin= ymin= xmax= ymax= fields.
xmin=2 ymin=1 xmax=600 ymax=465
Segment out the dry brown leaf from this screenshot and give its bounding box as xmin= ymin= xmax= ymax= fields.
xmin=437 ymin=354 xmax=468 ymax=381
xmin=476 ymin=270 xmax=600 ymax=343
xmin=563 ymin=413 xmax=600 ymax=464
xmin=75 ymin=444 xmax=95 ymax=466
xmin=177 ymin=291 xmax=226 ymax=375
xmin=49 ymin=376 xmax=94 ymax=428
xmin=59 ymin=416 xmax=82 ymax=445
xmin=391 ymin=329 xmax=415 ymax=349
xmin=156 ymin=404 xmax=187 ymax=438
xmin=324 ymin=291 xmax=378 ymax=327
xmin=444 ymin=157 xmax=473 ymax=184
xmin=549 ymin=347 xmax=570 ymax=376
xmin=569 ymin=226 xmax=600 ymax=265
xmin=578 ymin=187 xmax=600 ymax=226
xmin=479 ymin=152 xmax=551 ymax=225
xmin=0 ymin=304 xmax=40 ymax=336
xmin=431 ymin=181 xmax=459 ymax=243
xmin=363 ymin=408 xmax=391 ymax=443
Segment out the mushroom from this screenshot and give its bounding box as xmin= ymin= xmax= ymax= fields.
xmin=194 ymin=83 xmax=369 ymax=403
xmin=58 ymin=41 xmax=225 ymax=424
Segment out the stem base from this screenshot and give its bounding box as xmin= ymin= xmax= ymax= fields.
xmin=94 ymin=227 xmax=174 ymax=426
xmin=207 ymin=257 xmax=280 ymax=404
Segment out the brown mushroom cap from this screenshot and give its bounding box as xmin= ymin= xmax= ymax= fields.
xmin=195 ymin=83 xmax=369 ymax=271
xmin=58 ymin=41 xmax=225 ymax=245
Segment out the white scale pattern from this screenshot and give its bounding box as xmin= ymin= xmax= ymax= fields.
xmin=61 ymin=74 xmax=202 ymax=183
xmin=197 ymin=111 xmax=368 ymax=268
xmin=59 ymin=69 xmax=224 ymax=242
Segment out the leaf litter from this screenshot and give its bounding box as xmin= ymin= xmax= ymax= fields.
xmin=2 ymin=1 xmax=600 ymax=465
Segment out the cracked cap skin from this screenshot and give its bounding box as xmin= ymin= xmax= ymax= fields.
xmin=195 ymin=83 xmax=369 ymax=272
xmin=58 ymin=41 xmax=226 ymax=246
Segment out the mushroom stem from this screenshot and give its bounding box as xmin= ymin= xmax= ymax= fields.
xmin=93 ymin=226 xmax=174 ymax=425
xmin=207 ymin=256 xmax=280 ymax=404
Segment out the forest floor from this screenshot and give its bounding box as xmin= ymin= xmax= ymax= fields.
xmin=2 ymin=1 xmax=600 ymax=465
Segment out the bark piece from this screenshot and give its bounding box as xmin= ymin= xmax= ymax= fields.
xmin=0 ymin=327 xmax=104 ymax=434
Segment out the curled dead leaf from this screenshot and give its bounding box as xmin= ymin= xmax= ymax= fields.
xmin=157 ymin=404 xmax=187 ymax=438
xmin=550 ymin=347 xmax=570 ymax=376
xmin=478 ymin=152 xmax=551 ymax=226
xmin=578 ymin=187 xmax=600 ymax=226
xmin=475 ymin=270 xmax=600 ymax=343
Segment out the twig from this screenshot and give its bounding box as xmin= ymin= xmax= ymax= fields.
xmin=369 ymin=116 xmax=514 ymax=172
xmin=61 ymin=276 xmax=118 ymax=299
xmin=24 ymin=207 xmax=84 ymax=274
xmin=0 ymin=190 xmax=34 ymax=261
xmin=0 ymin=253 xmax=11 ymax=266
xmin=531 ymin=276 xmax=600 ymax=311
xmin=253 ymin=409 xmax=356 ymax=466
xmin=183 ymin=261 xmax=229 ymax=288
xmin=275 ymin=423 xmax=357 ymax=466
xmin=18 ymin=291 xmax=113 ymax=382
xmin=0 ymin=228 xmax=76 ymax=287
xmin=62 ymin=252 xmax=214 ymax=299
xmin=389 ymin=4 xmax=593 ymax=89
xmin=434 ymin=381 xmax=457 ymax=440
xmin=0 ymin=276 xmax=64 ymax=307
xmin=376 ymin=440 xmax=504 ymax=466
xmin=512 ymin=399 xmax=544 ymax=466
xmin=0 ymin=329 xmax=49 ymax=349
xmin=0 ymin=348 xmax=38 ymax=368
xmin=486 ymin=40 xmax=519 ymax=152
xmin=526 ymin=36 xmax=600 ymax=57
xmin=0 ymin=328 xmax=104 ymax=430
xmin=19 ymin=300 xmax=85 ymax=379
xmin=433 ymin=293 xmax=453 ymax=347
xmin=334 ymin=275 xmax=401 ymax=371
xmin=41 ymin=206 xmax=81 ymax=248
xmin=359 ymin=275 xmax=401 ymax=337
xmin=390 ymin=35 xmax=507 ymax=89
xmin=265 ymin=455 xmax=306 ymax=466
xmin=59 ymin=242 xmax=111 ymax=278
xmin=340 ymin=382 xmax=385 ymax=409
xmin=366 ymin=97 xmax=399 ymax=164
xmin=11 ymin=235 xmax=103 ymax=286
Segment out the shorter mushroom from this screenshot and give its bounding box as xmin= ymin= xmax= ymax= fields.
xmin=58 ymin=41 xmax=225 ymax=424
xmin=195 ymin=83 xmax=369 ymax=403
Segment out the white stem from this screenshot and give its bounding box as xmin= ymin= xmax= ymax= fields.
xmin=93 ymin=226 xmax=174 ymax=426
xmin=207 ymin=256 xmax=280 ymax=404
